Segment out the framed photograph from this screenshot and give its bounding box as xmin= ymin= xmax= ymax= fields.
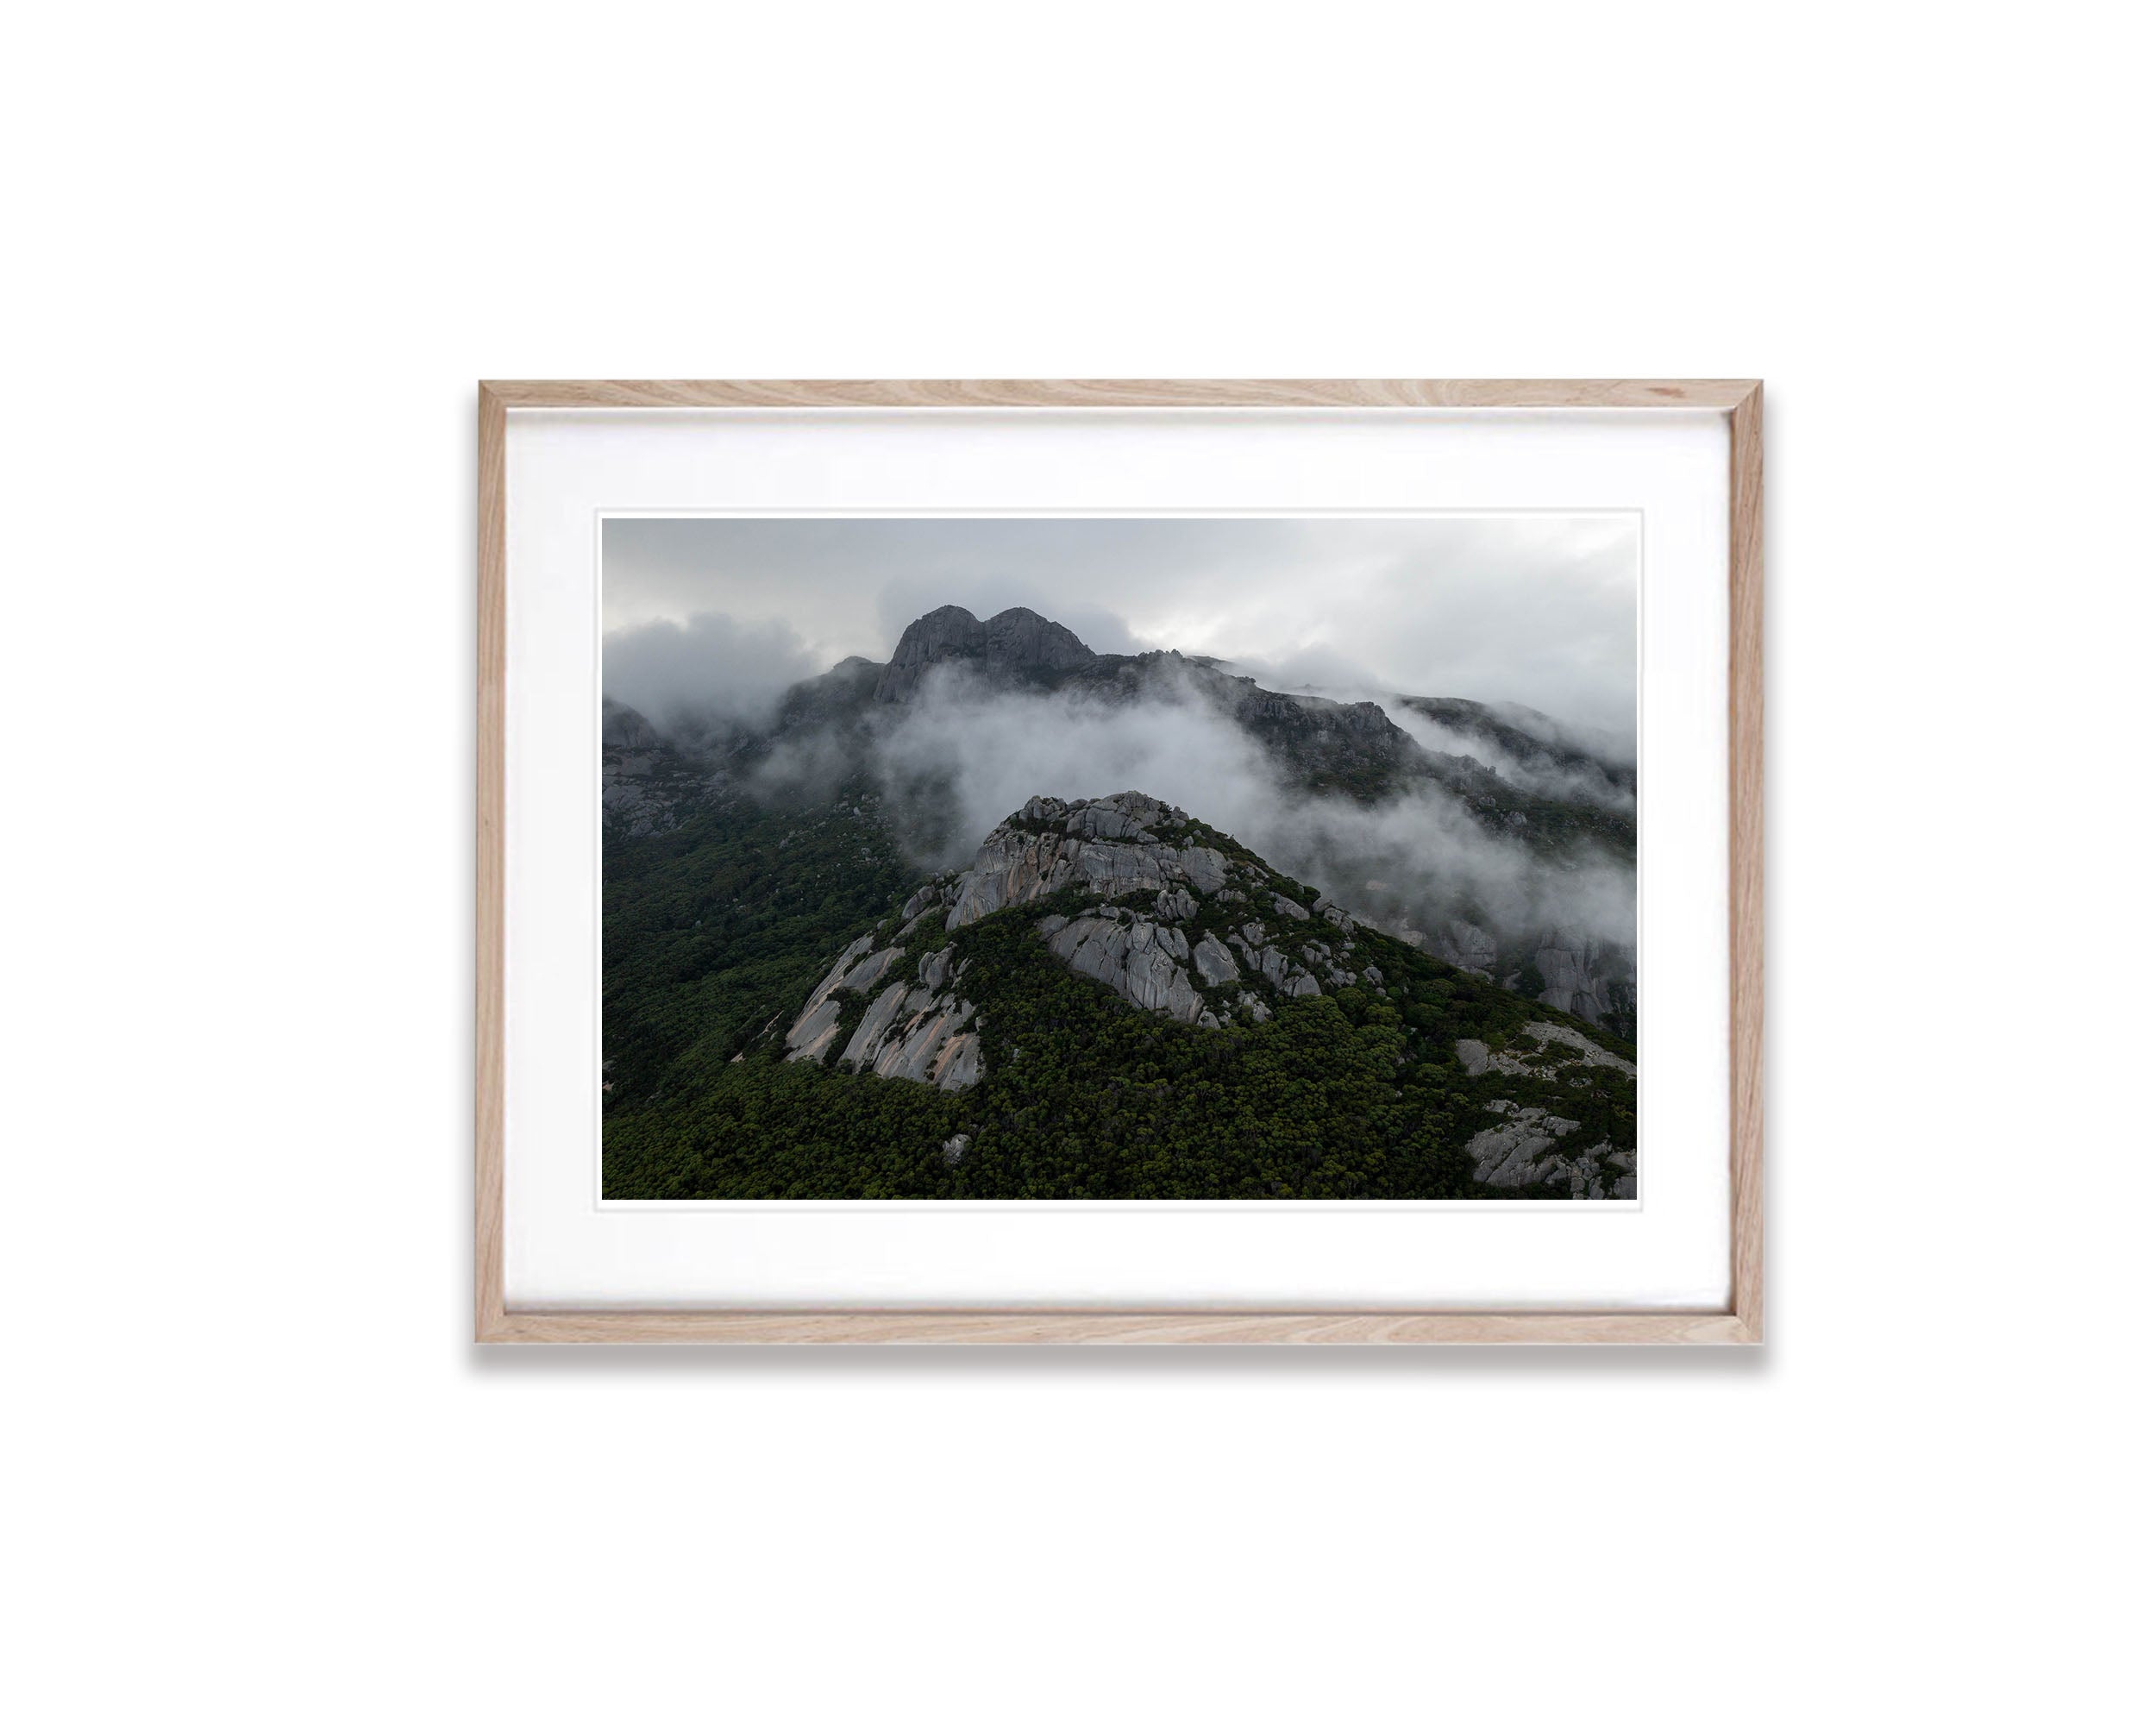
xmin=478 ymin=380 xmax=1763 ymax=1343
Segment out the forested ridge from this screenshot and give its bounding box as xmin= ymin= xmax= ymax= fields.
xmin=603 ymin=786 xmax=1634 ymax=1201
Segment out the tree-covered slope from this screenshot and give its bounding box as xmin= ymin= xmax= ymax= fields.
xmin=604 ymin=793 xmax=1635 ymax=1201
xmin=601 ymin=773 xmax=916 ymax=1109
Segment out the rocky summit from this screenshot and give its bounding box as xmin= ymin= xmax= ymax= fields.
xmin=733 ymin=787 xmax=1641 ymax=1200
xmin=873 ymin=604 xmax=1095 ymax=703
xmin=788 ymin=791 xmax=1413 ymax=1085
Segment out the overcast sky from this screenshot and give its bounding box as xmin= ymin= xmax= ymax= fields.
xmin=603 ymin=515 xmax=1638 ymax=737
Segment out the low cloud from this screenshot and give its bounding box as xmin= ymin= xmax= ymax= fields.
xmin=1219 ymin=667 xmax=1636 ymax=809
xmin=855 ymin=667 xmax=1635 ymax=961
xmin=604 ymin=515 xmax=1639 ymax=743
xmin=603 ymin=612 xmax=823 ymax=733
xmin=1378 ymin=703 xmax=1634 ymax=812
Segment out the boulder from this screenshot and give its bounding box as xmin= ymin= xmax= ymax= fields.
xmin=1191 ymin=934 xmax=1240 ymax=986
xmin=1180 ymin=847 xmax=1230 ymax=895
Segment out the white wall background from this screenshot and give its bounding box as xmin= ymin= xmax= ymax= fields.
xmin=6 ymin=4 xmax=2147 ymax=1722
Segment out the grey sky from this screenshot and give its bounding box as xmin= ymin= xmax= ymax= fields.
xmin=603 ymin=515 xmax=1638 ymax=738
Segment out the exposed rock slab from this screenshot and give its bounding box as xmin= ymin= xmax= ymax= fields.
xmin=1046 ymin=914 xmax=1213 ymax=1026
xmin=944 ymin=793 xmax=1250 ymax=928
xmin=1464 ymin=1100 xmax=1625 ymax=1197
xmin=1456 ymin=1021 xmax=1635 ymax=1081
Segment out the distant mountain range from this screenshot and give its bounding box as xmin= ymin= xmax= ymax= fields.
xmin=752 ymin=603 xmax=1635 ymax=847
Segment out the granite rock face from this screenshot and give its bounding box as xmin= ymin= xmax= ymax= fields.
xmin=1453 ymin=1024 xmax=1637 ymax=1197
xmin=1463 ymin=1101 xmax=1634 ymax=1199
xmin=943 ymin=793 xmax=1235 ymax=928
xmin=1531 ymin=927 xmax=1637 ymax=1029
xmin=874 ymin=604 xmax=1096 ymax=703
xmin=782 ymin=932 xmax=982 ymax=1091
xmin=1434 ymin=919 xmax=1500 ymax=978
xmin=781 ymin=790 xmax=1409 ymax=1088
xmin=1047 ymin=912 xmax=1217 ymax=1027
xmin=600 ymin=698 xmax=720 ymax=837
xmin=769 ymin=788 xmax=1633 ymax=1196
xmin=1455 ymin=1020 xmax=1635 ymax=1083
xmin=843 ymin=982 xmax=982 ymax=1088
xmin=1191 ymin=933 xmax=1240 ymax=987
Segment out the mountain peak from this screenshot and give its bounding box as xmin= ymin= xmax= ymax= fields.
xmin=874 ymin=604 xmax=1096 ymax=702
xmin=779 ymin=789 xmax=1388 ymax=1084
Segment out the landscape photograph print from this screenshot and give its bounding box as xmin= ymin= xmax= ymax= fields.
xmin=601 ymin=516 xmax=1639 ymax=1202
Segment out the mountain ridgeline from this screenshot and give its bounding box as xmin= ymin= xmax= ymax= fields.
xmin=602 ymin=604 xmax=1638 ymax=1200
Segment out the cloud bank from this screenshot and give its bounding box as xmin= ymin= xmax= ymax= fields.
xmin=603 ymin=612 xmax=823 ymax=732
xmin=856 ymin=667 xmax=1634 ymax=957
xmin=604 ymin=514 xmax=1639 ymax=743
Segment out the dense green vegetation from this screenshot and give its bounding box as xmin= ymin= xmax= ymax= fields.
xmin=601 ymin=777 xmax=915 ymax=1108
xmin=603 ymin=812 xmax=1635 ymax=1200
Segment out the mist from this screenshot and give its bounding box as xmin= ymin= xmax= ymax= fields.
xmin=859 ymin=665 xmax=1636 ymax=958
xmin=1214 ymin=669 xmax=1636 ymax=812
xmin=1377 ymin=702 xmax=1634 ymax=812
xmin=604 ymin=514 xmax=1639 ymax=743
xmin=603 ymin=516 xmax=1640 ymax=980
xmin=603 ymin=611 xmax=823 ymax=733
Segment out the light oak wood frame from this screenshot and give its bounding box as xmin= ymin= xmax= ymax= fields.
xmin=477 ymin=380 xmax=1764 ymax=1344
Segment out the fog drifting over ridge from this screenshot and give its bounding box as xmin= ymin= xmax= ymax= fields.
xmin=605 ymin=516 xmax=1639 ymax=965
xmin=603 ymin=514 xmax=1639 ymax=743
xmin=844 ymin=664 xmax=1636 ymax=951
xmin=603 ymin=610 xmax=824 ymax=732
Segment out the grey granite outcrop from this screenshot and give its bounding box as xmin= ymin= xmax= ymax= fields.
xmin=783 ymin=789 xmax=1426 ymax=1088
xmin=1456 ymin=1021 xmax=1634 ymax=1082
xmin=874 ymin=604 xmax=1095 ymax=703
xmin=1192 ymin=933 xmax=1240 ymax=987
xmin=943 ymin=793 xmax=1239 ymax=928
xmin=1463 ymin=1100 xmax=1629 ymax=1199
xmin=1434 ymin=919 xmax=1499 ymax=978
xmin=1046 ymin=913 xmax=1218 ymax=1027
xmin=1531 ymin=926 xmax=1636 ymax=1030
xmin=783 ymin=931 xmax=983 ymax=1089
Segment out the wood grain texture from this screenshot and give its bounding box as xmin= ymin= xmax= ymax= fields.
xmin=478 ymin=1309 xmax=1752 ymax=1346
xmin=480 ymin=378 xmax=1758 ymax=411
xmin=476 ymin=386 xmax=507 ymax=1340
xmin=1727 ymin=385 xmax=1766 ymax=1343
xmin=473 ymin=380 xmax=1766 ymax=1344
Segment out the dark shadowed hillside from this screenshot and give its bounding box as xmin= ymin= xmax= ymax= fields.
xmin=605 ymin=787 xmax=1635 ymax=1201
